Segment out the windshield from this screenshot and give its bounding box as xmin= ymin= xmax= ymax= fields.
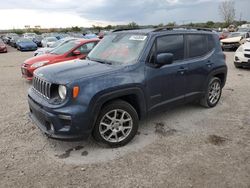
xmin=50 ymin=40 xmax=79 ymax=55
xmin=238 ymin=28 xmax=250 ymax=32
xmin=18 ymin=38 xmax=32 ymax=43
xmin=88 ymin=33 xmax=147 ymax=65
xmin=228 ymin=32 xmax=245 ymax=38
xmin=46 ymin=37 xmax=57 ymax=42
xmin=50 ymin=38 xmax=75 ymax=48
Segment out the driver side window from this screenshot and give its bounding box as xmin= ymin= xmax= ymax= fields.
xmin=147 ymin=35 xmax=184 ymax=65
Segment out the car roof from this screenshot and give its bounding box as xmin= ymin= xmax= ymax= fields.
xmin=113 ymin=27 xmax=216 ymax=36
xmin=74 ymin=38 xmax=100 ymax=43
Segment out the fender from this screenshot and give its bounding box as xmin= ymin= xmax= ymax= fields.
xmin=203 ymin=65 xmax=228 ymax=91
xmin=88 ymin=85 xmax=147 ymax=126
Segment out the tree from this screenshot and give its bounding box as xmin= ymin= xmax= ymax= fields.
xmin=219 ymin=0 xmax=236 ymax=26
xmin=127 ymin=22 xmax=139 ymax=29
xmin=206 ymin=21 xmax=215 ymax=28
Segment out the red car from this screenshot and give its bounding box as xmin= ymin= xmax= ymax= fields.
xmin=0 ymin=39 xmax=7 ymax=53
xmin=21 ymin=38 xmax=99 ymax=80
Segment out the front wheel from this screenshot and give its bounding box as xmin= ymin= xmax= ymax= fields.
xmin=93 ymin=100 xmax=139 ymax=147
xmin=200 ymin=77 xmax=222 ymax=108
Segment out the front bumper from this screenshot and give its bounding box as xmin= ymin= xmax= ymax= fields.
xmin=234 ymin=52 xmax=250 ymax=67
xmin=234 ymin=61 xmax=250 ymax=68
xmin=28 ymin=93 xmax=92 ymax=140
xmin=0 ymin=47 xmax=7 ymax=52
xmin=222 ymin=43 xmax=240 ymax=50
xmin=19 ymin=46 xmax=37 ymax=51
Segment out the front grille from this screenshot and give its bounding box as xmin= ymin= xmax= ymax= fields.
xmin=33 ymin=76 xmax=52 ymax=99
xmin=244 ymin=54 xmax=250 ymax=58
xmin=245 ymin=49 xmax=250 ymax=52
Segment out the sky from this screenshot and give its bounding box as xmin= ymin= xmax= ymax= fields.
xmin=0 ymin=0 xmax=249 ymax=29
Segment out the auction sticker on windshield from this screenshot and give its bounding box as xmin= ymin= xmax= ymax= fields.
xmin=129 ymin=35 xmax=147 ymax=41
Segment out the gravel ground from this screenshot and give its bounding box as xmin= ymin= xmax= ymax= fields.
xmin=0 ymin=46 xmax=250 ymax=188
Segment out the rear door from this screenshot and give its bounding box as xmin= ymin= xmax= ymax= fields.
xmin=145 ymin=34 xmax=188 ymax=112
xmin=184 ymin=34 xmax=215 ymax=101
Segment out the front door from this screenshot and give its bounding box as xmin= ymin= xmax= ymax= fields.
xmin=145 ymin=34 xmax=187 ymax=112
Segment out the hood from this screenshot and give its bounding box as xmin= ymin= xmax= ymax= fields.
xmin=18 ymin=42 xmax=36 ymax=47
xmin=241 ymin=42 xmax=250 ymax=50
xmin=24 ymin=53 xmax=58 ymax=65
xmin=34 ymin=59 xmax=122 ymax=84
xmin=221 ymin=36 xmax=242 ymax=43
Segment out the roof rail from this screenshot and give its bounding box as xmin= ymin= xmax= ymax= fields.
xmin=153 ymin=26 xmax=213 ymax=32
xmin=112 ymin=28 xmax=140 ymax=33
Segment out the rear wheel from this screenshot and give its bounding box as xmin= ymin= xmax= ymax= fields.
xmin=93 ymin=100 xmax=139 ymax=147
xmin=200 ymin=77 xmax=222 ymax=108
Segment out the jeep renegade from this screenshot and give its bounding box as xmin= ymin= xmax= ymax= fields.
xmin=28 ymin=27 xmax=227 ymax=147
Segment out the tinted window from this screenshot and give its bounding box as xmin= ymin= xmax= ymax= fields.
xmin=207 ymin=35 xmax=215 ymax=52
xmin=187 ymin=35 xmax=207 ymax=58
xmin=157 ymin=35 xmax=184 ymax=61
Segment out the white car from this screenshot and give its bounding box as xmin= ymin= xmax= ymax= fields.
xmin=221 ymin=32 xmax=250 ymax=51
xmin=41 ymin=37 xmax=58 ymax=47
xmin=34 ymin=38 xmax=76 ymax=56
xmin=234 ymin=39 xmax=250 ymax=68
xmin=23 ymin=33 xmax=37 ymax=40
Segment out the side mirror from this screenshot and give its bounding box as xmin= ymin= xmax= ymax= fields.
xmin=156 ymin=53 xmax=173 ymax=67
xmin=72 ymin=50 xmax=81 ymax=56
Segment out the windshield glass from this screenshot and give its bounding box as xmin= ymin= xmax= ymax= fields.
xmin=229 ymin=32 xmax=245 ymax=38
xmin=47 ymin=37 xmax=57 ymax=42
xmin=50 ymin=40 xmax=79 ymax=55
xmin=50 ymin=38 xmax=75 ymax=48
xmin=18 ymin=38 xmax=32 ymax=43
xmin=88 ymin=33 xmax=147 ymax=65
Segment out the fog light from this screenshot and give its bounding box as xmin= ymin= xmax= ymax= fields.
xmin=235 ymin=56 xmax=239 ymax=61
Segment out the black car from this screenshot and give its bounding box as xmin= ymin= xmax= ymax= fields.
xmin=28 ymin=27 xmax=227 ymax=147
xmin=33 ymin=35 xmax=43 ymax=47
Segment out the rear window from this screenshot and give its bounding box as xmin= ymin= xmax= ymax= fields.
xmin=187 ymin=34 xmax=214 ymax=58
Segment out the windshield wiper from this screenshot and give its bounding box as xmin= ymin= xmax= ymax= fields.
xmin=87 ymin=57 xmax=112 ymax=65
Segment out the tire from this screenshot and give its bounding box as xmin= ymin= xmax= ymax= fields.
xmin=234 ymin=63 xmax=242 ymax=69
xmin=93 ymin=100 xmax=139 ymax=147
xmin=200 ymin=77 xmax=222 ymax=108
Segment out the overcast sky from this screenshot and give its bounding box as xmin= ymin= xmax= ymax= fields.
xmin=0 ymin=0 xmax=249 ymax=29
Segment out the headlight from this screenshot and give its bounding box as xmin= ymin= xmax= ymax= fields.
xmin=58 ymin=85 xmax=67 ymax=100
xmin=31 ymin=60 xmax=49 ymax=68
xmin=237 ymin=46 xmax=243 ymax=53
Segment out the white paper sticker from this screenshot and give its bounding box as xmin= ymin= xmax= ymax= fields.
xmin=129 ymin=35 xmax=147 ymax=41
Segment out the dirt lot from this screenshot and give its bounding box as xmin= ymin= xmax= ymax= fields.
xmin=0 ymin=46 xmax=250 ymax=188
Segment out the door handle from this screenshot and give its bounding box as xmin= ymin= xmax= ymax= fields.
xmin=177 ymin=67 xmax=188 ymax=75
xmin=206 ymin=61 xmax=214 ymax=67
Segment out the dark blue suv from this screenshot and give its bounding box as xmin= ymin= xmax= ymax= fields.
xmin=28 ymin=27 xmax=227 ymax=147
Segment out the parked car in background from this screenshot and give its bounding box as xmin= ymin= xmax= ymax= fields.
xmin=3 ymin=33 xmax=18 ymax=44
xmin=84 ymin=33 xmax=98 ymax=39
xmin=34 ymin=37 xmax=76 ymax=56
xmin=16 ymin=38 xmax=38 ymax=51
xmin=0 ymin=39 xmax=7 ymax=53
xmin=33 ymin=35 xmax=43 ymax=47
xmin=21 ymin=38 xmax=99 ymax=80
xmin=234 ymin=39 xmax=250 ymax=68
xmin=221 ymin=32 xmax=250 ymax=51
xmin=23 ymin=33 xmax=37 ymax=40
xmin=27 ymin=28 xmax=227 ymax=147
xmin=41 ymin=37 xmax=58 ymax=47
xmin=218 ymin=31 xmax=230 ymax=40
xmin=9 ymin=36 xmax=20 ymax=48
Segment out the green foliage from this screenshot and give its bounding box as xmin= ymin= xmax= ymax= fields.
xmin=127 ymin=22 xmax=139 ymax=29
